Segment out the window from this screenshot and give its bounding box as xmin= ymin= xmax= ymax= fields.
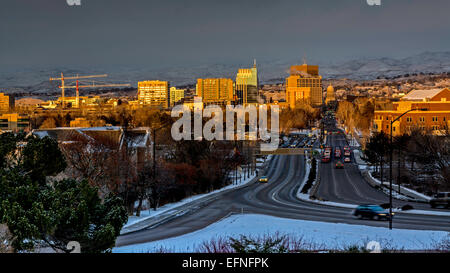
xmin=406 ymin=117 xmax=412 ymax=123
xmin=432 ymin=117 xmax=438 ymax=122
xmin=419 ymin=117 xmax=425 ymax=122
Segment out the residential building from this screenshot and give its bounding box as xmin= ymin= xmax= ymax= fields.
xmin=0 ymin=93 xmax=15 ymax=112
xmin=373 ymin=88 xmax=450 ymax=136
xmin=138 ymin=81 xmax=170 ymax=108
xmin=32 ymin=126 xmax=153 ymax=170
xmin=286 ymin=64 xmax=323 ymax=108
xmin=196 ymin=78 xmax=234 ymax=106
xmin=235 ymin=61 xmax=259 ymax=105
xmin=170 ymin=87 xmax=185 ymax=106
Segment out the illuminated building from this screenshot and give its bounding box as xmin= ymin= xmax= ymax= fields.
xmin=373 ymin=88 xmax=450 ymax=136
xmin=138 ymin=81 xmax=170 ymax=108
xmin=170 ymin=87 xmax=185 ymax=106
xmin=325 ymin=84 xmax=336 ymax=104
xmin=0 ymin=113 xmax=29 ymax=132
xmin=235 ymin=60 xmax=258 ymax=105
xmin=196 ymin=78 xmax=234 ymax=106
xmin=286 ymin=64 xmax=323 ymax=108
xmin=0 ymin=93 xmax=14 ymax=112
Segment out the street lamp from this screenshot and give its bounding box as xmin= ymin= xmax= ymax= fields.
xmin=389 ymin=108 xmax=427 ymax=230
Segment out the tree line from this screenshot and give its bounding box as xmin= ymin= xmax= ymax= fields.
xmin=363 ymin=129 xmax=450 ymax=195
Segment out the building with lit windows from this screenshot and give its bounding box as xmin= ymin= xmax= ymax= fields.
xmin=196 ymin=78 xmax=234 ymax=106
xmin=235 ymin=61 xmax=258 ymax=105
xmin=138 ymin=81 xmax=170 ymax=108
xmin=286 ymin=64 xmax=323 ymax=108
xmin=373 ymin=88 xmax=450 ymax=136
xmin=170 ymin=87 xmax=185 ymax=107
xmin=0 ymin=113 xmax=30 ymax=132
xmin=0 ymin=93 xmax=14 ymax=112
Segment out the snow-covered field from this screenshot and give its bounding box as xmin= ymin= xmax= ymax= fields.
xmin=114 ymin=214 xmax=449 ymax=253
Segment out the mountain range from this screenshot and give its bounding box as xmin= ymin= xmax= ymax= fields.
xmin=1 ymin=51 xmax=449 ymax=96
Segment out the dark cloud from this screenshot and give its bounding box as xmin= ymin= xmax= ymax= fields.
xmin=1 ymin=0 xmax=449 ymax=68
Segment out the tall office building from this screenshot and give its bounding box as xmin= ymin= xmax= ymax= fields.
xmin=137 ymin=81 xmax=170 ymax=108
xmin=286 ymin=64 xmax=323 ymax=108
xmin=196 ymin=78 xmax=234 ymax=105
xmin=235 ymin=60 xmax=258 ymax=105
xmin=0 ymin=93 xmax=15 ymax=112
xmin=170 ymin=87 xmax=185 ymax=106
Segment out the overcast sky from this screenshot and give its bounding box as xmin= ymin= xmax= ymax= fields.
xmin=1 ymin=0 xmax=449 ymax=68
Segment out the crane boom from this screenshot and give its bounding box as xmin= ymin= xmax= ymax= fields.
xmin=50 ymin=73 xmax=130 ymax=109
xmin=49 ymin=74 xmax=108 ymax=81
xmin=61 ymin=84 xmax=131 ymax=88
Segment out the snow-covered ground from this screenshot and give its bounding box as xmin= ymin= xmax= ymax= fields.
xmin=114 ymin=214 xmax=449 ymax=253
xmin=368 ymin=170 xmax=432 ymax=201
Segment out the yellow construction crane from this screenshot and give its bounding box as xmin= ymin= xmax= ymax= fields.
xmin=50 ymin=73 xmax=131 ymax=108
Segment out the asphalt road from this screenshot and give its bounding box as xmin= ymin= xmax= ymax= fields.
xmin=117 ymin=153 xmax=450 ymax=248
xmin=316 ymin=120 xmax=436 ymax=210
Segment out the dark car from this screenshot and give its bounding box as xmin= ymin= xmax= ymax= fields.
xmin=430 ymin=192 xmax=450 ymax=208
xmin=335 ymin=161 xmax=344 ymax=169
xmin=321 ymin=155 xmax=331 ymax=163
xmin=353 ymin=205 xmax=394 ymax=221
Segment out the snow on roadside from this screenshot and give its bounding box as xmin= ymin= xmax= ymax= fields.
xmin=294 ymin=160 xmax=450 ymax=217
xmin=297 ymin=193 xmax=358 ymax=209
xmin=124 ymin=170 xmax=258 ymax=229
xmin=368 ymin=170 xmax=432 ymax=201
xmin=114 ymin=214 xmax=449 ymax=253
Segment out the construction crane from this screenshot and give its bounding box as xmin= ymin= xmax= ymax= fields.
xmin=49 ymin=73 xmax=131 ymax=108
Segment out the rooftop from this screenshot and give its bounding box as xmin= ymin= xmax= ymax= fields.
xmin=402 ymin=89 xmax=444 ymax=101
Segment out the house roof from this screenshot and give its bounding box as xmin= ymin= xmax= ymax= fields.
xmin=402 ymin=89 xmax=445 ymax=101
xmin=31 ymin=126 xmax=152 ymax=148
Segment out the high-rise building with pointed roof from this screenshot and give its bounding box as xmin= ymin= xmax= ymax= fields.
xmin=235 ymin=60 xmax=259 ymax=105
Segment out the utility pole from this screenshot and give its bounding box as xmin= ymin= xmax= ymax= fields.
xmin=389 ymin=107 xmax=427 ymax=230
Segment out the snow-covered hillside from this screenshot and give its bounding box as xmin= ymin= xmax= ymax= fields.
xmin=1 ymin=51 xmax=449 ymax=95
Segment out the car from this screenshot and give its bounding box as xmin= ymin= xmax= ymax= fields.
xmin=344 ymin=157 xmax=351 ymax=163
xmin=430 ymin=192 xmax=450 ymax=208
xmin=353 ymin=205 xmax=394 ymax=220
xmin=335 ymin=161 xmax=344 ymax=169
xmin=321 ymin=156 xmax=331 ymax=163
xmin=259 ymin=176 xmax=269 ymax=183
xmin=344 ymin=150 xmax=351 ymax=156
